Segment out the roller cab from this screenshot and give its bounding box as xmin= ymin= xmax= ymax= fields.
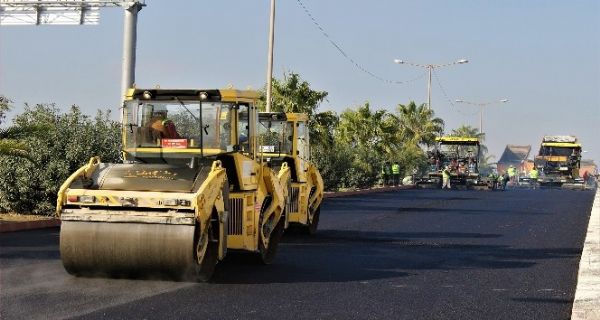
xmin=258 ymin=112 xmax=324 ymax=234
xmin=57 ymin=88 xmax=286 ymax=280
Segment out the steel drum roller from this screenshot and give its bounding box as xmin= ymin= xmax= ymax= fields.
xmin=60 ymin=221 xmax=196 ymax=277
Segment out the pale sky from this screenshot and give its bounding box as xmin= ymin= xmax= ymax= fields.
xmin=1 ymin=0 xmax=599 ymax=162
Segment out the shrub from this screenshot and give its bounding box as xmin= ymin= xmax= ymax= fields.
xmin=0 ymin=104 xmax=120 ymax=214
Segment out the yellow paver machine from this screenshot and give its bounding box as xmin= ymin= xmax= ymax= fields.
xmin=534 ymin=135 xmax=585 ymax=189
xmin=417 ymin=136 xmax=487 ymax=189
xmin=258 ymin=112 xmax=324 ymax=234
xmin=57 ymin=88 xmax=286 ymax=281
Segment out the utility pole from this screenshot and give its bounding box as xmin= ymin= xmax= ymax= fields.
xmin=265 ymin=0 xmax=276 ymax=112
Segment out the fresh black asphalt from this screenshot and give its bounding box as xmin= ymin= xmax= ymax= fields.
xmin=0 ymin=188 xmax=595 ymax=319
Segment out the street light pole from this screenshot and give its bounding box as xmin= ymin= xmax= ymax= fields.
xmin=265 ymin=0 xmax=276 ymax=112
xmin=454 ymin=99 xmax=509 ymax=133
xmin=120 ymin=1 xmax=144 ymax=100
xmin=427 ymin=65 xmax=432 ymax=111
xmin=394 ymin=58 xmax=468 ymax=111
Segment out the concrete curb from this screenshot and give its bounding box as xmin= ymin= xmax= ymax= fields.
xmin=0 ymin=185 xmax=416 ymax=233
xmin=0 ymin=219 xmax=61 ymax=233
xmin=571 ymin=187 xmax=600 ymax=320
xmin=324 ymin=185 xmax=415 ymax=198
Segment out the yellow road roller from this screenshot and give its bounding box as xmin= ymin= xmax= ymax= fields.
xmin=56 ymin=88 xmax=285 ymax=281
xmin=258 ymin=112 xmax=324 ymax=234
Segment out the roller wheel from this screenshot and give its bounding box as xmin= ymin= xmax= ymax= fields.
xmin=187 ymin=221 xmax=218 ymax=282
xmin=306 ymin=205 xmax=321 ymax=235
xmin=257 ymin=216 xmax=285 ymax=265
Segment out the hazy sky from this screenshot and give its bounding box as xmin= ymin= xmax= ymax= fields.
xmin=1 ymin=0 xmax=599 ymax=162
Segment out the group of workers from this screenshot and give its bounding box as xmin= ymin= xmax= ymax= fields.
xmin=487 ymin=165 xmax=539 ymax=190
xmin=381 ymin=162 xmax=401 ymax=186
xmin=427 ymin=149 xmax=477 ymax=173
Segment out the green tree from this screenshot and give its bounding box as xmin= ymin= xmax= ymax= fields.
xmin=258 ymin=72 xmax=328 ymax=115
xmin=396 ymin=101 xmax=444 ymax=147
xmin=0 ymin=104 xmax=120 ymax=214
xmin=0 ymin=95 xmax=47 ymax=159
xmin=335 ymin=103 xmax=402 ymax=188
xmin=394 ymin=101 xmax=445 ymax=175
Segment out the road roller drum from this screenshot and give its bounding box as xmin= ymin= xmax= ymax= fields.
xmin=60 ymin=221 xmax=196 ymax=278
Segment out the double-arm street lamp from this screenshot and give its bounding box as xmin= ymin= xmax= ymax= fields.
xmin=454 ymin=99 xmax=509 ymax=134
xmin=393 ymin=58 xmax=469 ymax=110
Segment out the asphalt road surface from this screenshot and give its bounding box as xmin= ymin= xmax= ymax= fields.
xmin=1 ymin=188 xmax=595 ymax=320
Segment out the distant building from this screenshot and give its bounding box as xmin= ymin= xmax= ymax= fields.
xmin=580 ymin=159 xmax=598 ymax=177
xmin=497 ymin=145 xmax=533 ymax=174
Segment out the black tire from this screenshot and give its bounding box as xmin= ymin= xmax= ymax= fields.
xmin=185 ymin=218 xmax=219 ymax=282
xmin=189 ymin=181 xmax=229 ymax=282
xmin=302 ymin=187 xmax=320 ymax=235
xmin=257 ymin=215 xmax=285 ymax=265
xmin=306 ymin=204 xmax=321 ymax=235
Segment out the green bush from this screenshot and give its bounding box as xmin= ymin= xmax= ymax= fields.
xmin=311 ymin=142 xmax=353 ymax=191
xmin=0 ymin=104 xmax=120 ymax=215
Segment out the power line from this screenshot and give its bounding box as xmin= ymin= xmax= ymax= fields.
xmin=295 ymin=0 xmax=426 ymax=85
xmin=432 ymin=68 xmax=479 ymax=117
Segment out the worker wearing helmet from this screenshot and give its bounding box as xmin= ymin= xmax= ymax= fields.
xmin=442 ymin=166 xmax=451 ymax=189
xmin=507 ymin=165 xmax=517 ymax=187
xmin=529 ymin=167 xmax=539 ymax=190
xmin=391 ymin=162 xmax=400 ymax=186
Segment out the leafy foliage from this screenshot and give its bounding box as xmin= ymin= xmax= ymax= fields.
xmin=258 ymin=72 xmax=328 ymax=115
xmin=0 ymin=104 xmax=120 ymax=214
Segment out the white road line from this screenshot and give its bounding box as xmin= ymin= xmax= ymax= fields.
xmin=571 ymin=188 xmax=600 ymax=320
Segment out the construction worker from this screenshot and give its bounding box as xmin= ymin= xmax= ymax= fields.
xmin=507 ymin=165 xmax=517 ymax=187
xmin=381 ymin=163 xmax=391 ymax=186
xmin=442 ymin=166 xmax=451 ymax=189
xmin=487 ymin=171 xmax=498 ymax=190
xmin=499 ymin=171 xmax=509 ymax=191
xmin=529 ymin=167 xmax=539 ymax=190
xmin=147 ymin=107 xmax=181 ymax=141
xmin=392 ymin=162 xmax=401 ymax=186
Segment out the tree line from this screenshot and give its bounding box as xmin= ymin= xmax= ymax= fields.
xmin=0 ymin=72 xmax=488 ymax=214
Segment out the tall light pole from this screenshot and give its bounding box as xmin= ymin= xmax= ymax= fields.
xmin=265 ymin=0 xmax=276 ymax=112
xmin=393 ymin=58 xmax=468 ymax=111
xmin=454 ymin=99 xmax=509 ymax=133
xmin=121 ymin=1 xmax=144 ymax=101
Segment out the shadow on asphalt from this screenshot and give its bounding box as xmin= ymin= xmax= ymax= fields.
xmin=396 ymin=207 xmax=551 ymax=215
xmin=210 ymin=229 xmax=581 ymax=285
xmin=511 ymin=297 xmax=572 ymax=304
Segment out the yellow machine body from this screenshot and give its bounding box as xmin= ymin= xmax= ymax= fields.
xmin=257 ymin=112 xmax=324 ymax=233
xmin=56 ymin=88 xmax=285 ymax=280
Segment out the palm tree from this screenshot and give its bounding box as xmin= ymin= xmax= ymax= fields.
xmin=337 ymin=102 xmax=400 ymax=154
xmin=449 ymin=124 xmax=488 ymax=154
xmin=396 ymin=101 xmax=444 ymax=147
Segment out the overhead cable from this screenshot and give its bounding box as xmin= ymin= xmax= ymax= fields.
xmin=295 ymin=0 xmax=426 ymax=85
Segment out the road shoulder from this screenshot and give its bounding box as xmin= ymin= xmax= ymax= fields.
xmin=572 ymin=188 xmax=600 ymax=320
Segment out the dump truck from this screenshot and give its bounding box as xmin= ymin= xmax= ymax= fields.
xmin=417 ymin=136 xmax=486 ymax=189
xmin=534 ymin=135 xmax=584 ymax=189
xmin=57 ymin=88 xmax=285 ymax=281
xmin=258 ymin=112 xmax=324 ymax=234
